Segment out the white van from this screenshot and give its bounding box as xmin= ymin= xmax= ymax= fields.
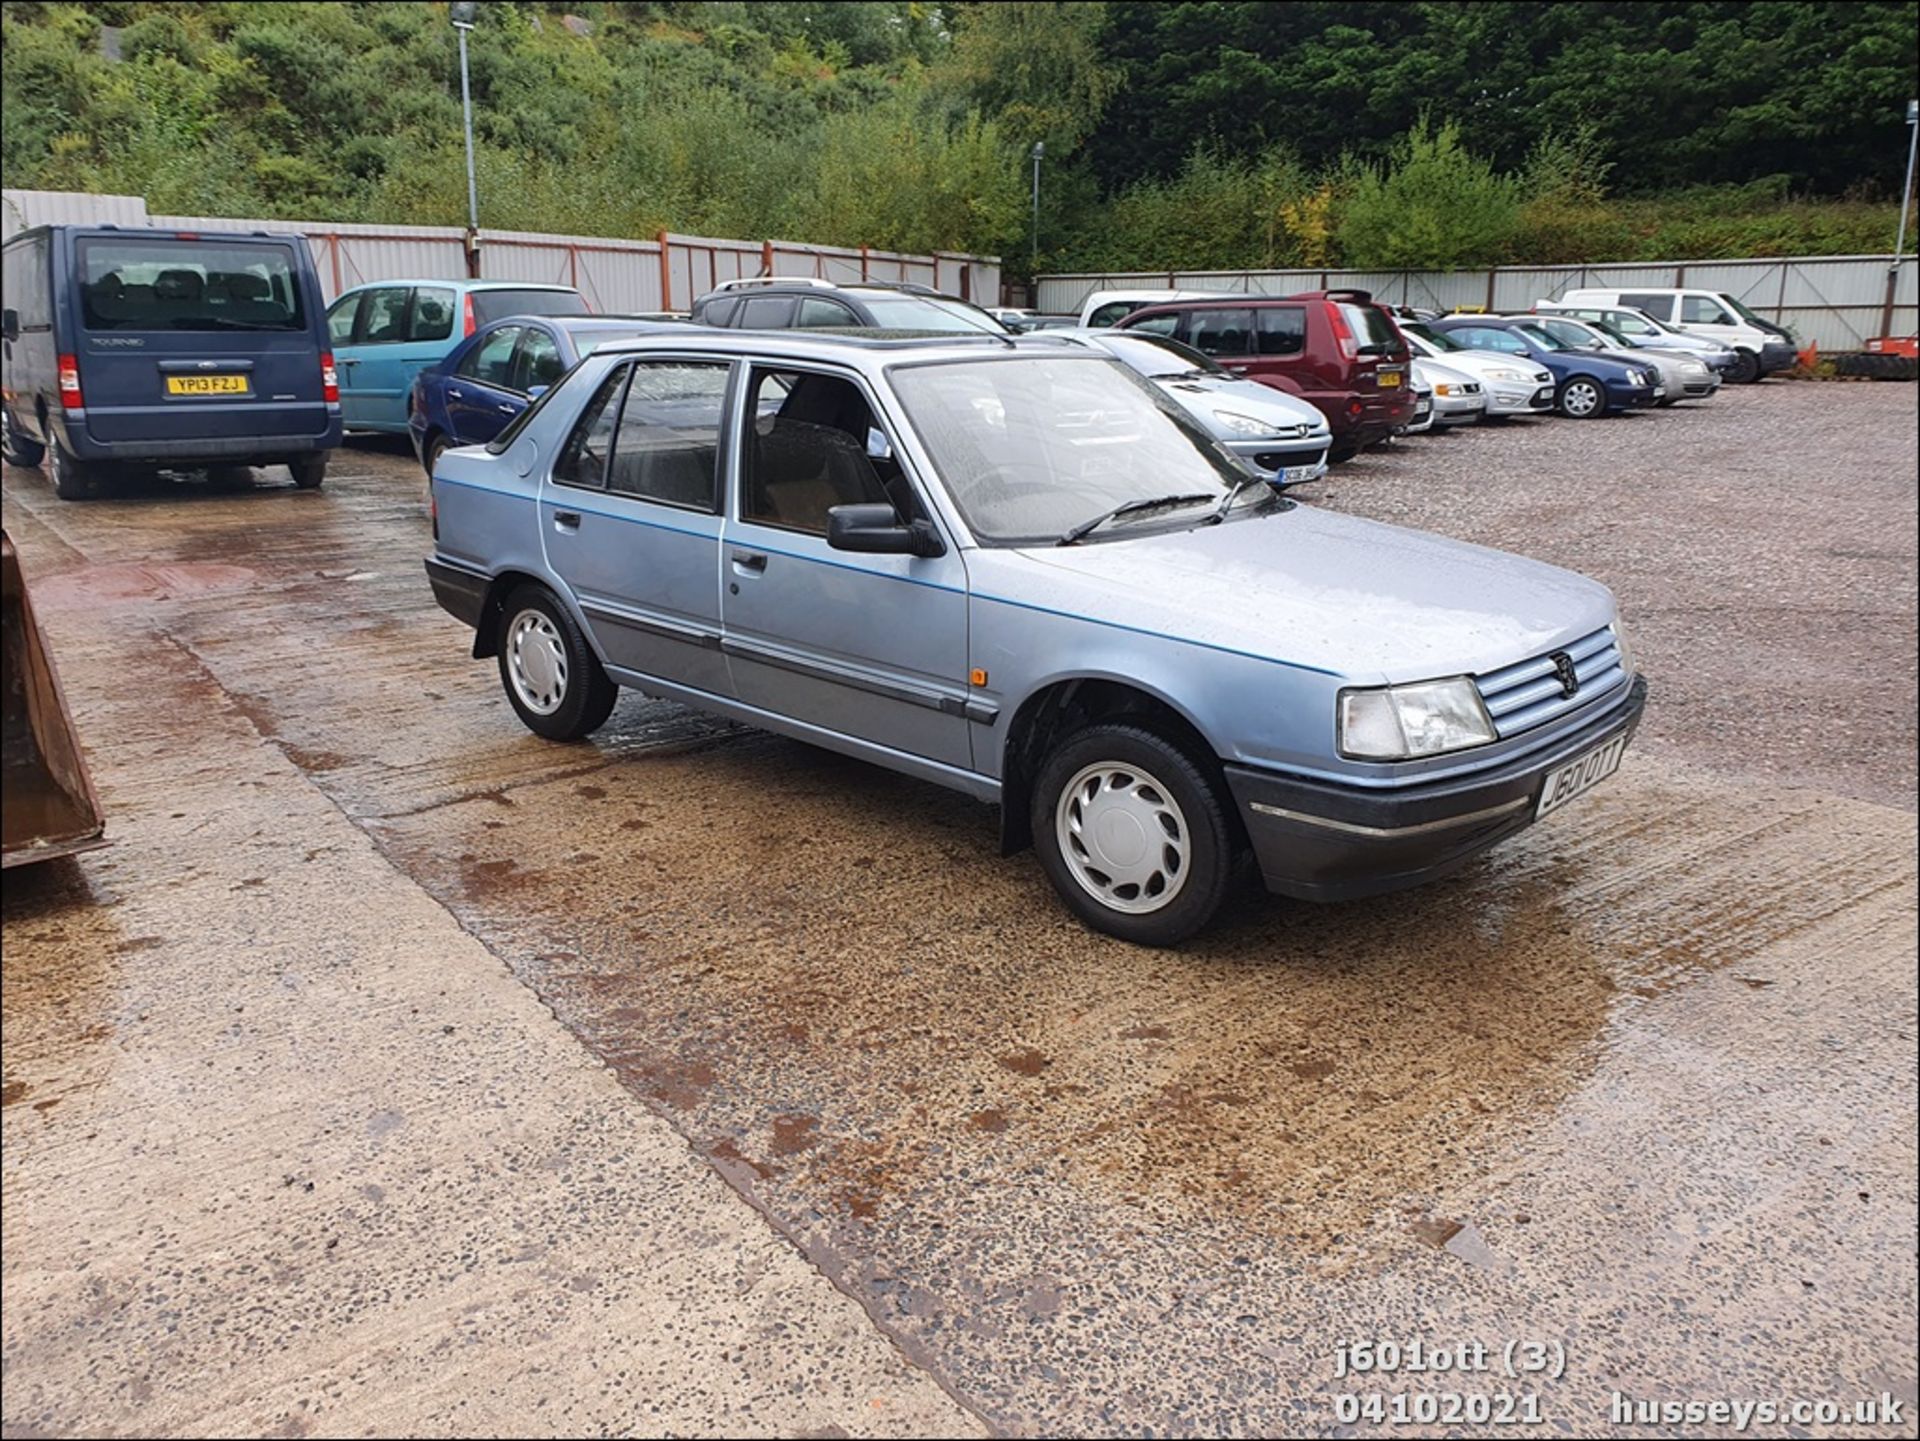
xmin=1077 ymin=288 xmax=1217 ymax=328
xmin=1556 ymin=288 xmax=1797 ymax=383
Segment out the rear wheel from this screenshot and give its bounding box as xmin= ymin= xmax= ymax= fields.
xmin=1 ymin=411 xmax=45 ymax=468
xmin=495 ymin=584 xmax=618 ymax=741
xmin=423 ymin=432 xmax=450 ymax=479
xmin=288 ymin=455 xmax=327 ymax=489
xmin=1728 ymin=348 xmax=1761 ymax=385
xmin=1556 ymin=375 xmax=1606 ymax=418
xmin=47 ymin=439 xmax=101 ymax=500
xmin=1031 ymin=723 xmax=1234 ymax=947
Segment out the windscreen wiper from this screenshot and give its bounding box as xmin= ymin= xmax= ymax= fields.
xmin=1057 ymin=492 xmax=1215 ymax=546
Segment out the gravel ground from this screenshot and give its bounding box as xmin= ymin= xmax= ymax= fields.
xmin=1311 ymin=381 xmax=1919 ymax=808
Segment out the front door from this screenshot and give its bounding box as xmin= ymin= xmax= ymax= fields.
xmin=539 ymin=356 xmax=733 ymax=698
xmin=719 ymin=364 xmax=973 ymax=770
xmin=445 ymin=324 xmax=524 ymax=446
xmin=341 ymin=285 xmax=412 ymax=430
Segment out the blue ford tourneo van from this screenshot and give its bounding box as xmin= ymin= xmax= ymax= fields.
xmin=1 ymin=225 xmax=342 ymax=498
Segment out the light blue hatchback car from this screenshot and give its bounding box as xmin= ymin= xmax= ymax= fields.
xmin=325 ymin=279 xmax=585 ymax=434
xmin=424 ymin=331 xmax=1646 ymax=945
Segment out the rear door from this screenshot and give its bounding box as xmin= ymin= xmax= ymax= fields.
xmin=69 ymin=232 xmax=328 ymax=447
xmin=735 ymin=295 xmax=797 ymax=330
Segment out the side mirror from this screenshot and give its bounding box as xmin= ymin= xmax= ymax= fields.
xmin=1 ymin=309 xmax=17 ymax=342
xmin=827 ymin=503 xmax=945 ymax=558
xmin=528 ymin=384 xmax=549 ymax=400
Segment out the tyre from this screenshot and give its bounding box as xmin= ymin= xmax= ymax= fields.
xmin=1327 ymin=443 xmax=1360 ymax=464
xmin=1727 ymin=348 xmax=1761 ymax=385
xmin=1030 ymin=722 xmax=1235 ymax=947
xmin=423 ymin=431 xmax=450 ymax=479
xmin=1556 ymin=375 xmax=1606 ymax=419
xmin=495 ymin=584 xmax=617 ymax=741
xmin=47 ymin=440 xmax=100 ymax=500
xmin=1 ymin=410 xmax=45 ymax=468
xmin=288 ymin=455 xmax=327 ymax=489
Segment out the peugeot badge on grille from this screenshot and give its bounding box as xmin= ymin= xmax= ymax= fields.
xmin=1550 ymin=651 xmax=1580 ymax=698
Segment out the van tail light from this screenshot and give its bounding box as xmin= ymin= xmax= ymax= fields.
xmin=1327 ymin=305 xmax=1358 ymax=363
xmin=57 ymin=354 xmax=83 ymax=410
xmin=462 ymin=294 xmax=477 ymax=336
xmin=320 ymin=352 xmax=339 ymax=403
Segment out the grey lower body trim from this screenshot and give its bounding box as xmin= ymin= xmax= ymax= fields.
xmin=1249 ymin=793 xmax=1531 ymax=838
xmin=580 ymin=599 xmax=722 ymax=651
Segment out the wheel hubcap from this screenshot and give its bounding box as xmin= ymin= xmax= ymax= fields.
xmin=1565 ymin=383 xmax=1599 ymax=415
xmin=1055 ymin=761 xmax=1191 ymax=915
xmin=506 ymin=609 xmax=568 ymax=715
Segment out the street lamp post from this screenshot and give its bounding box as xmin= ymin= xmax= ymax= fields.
xmin=451 ymin=1 xmax=481 ymax=277
xmin=1893 ymin=99 xmax=1919 ymax=276
xmin=1030 ymin=141 xmax=1045 ymax=272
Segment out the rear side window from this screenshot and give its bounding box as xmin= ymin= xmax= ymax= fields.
xmin=358 ymin=287 xmax=409 ymax=344
xmin=699 ymin=295 xmax=741 ymax=326
xmin=1256 ymin=307 xmax=1306 ymax=356
xmin=1187 ymin=308 xmax=1253 ymax=358
xmin=469 ymin=288 xmax=587 ymax=326
xmin=410 ymin=286 xmax=456 ymax=342
xmin=514 ymin=329 xmax=564 ymax=391
xmin=797 ymin=297 xmax=859 ymax=328
xmin=1619 ymin=293 xmax=1675 ymax=321
xmin=605 ymin=361 xmax=730 ymax=510
xmin=553 ymin=365 xmax=628 ymax=488
xmin=739 ymin=296 xmax=797 ymax=328
xmin=78 ymin=237 xmax=306 ymax=332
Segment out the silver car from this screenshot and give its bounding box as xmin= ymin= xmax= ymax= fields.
xmin=1402 ymin=324 xmax=1557 ymax=416
xmin=1528 ymin=314 xmax=1720 ymax=405
xmin=426 ymin=331 xmax=1647 ymax=945
xmin=1533 ymin=300 xmax=1741 ymax=377
xmin=1411 ymin=356 xmax=1487 ymax=427
xmin=1045 ymin=329 xmax=1330 ymax=484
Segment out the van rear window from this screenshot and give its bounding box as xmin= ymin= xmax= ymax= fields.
xmin=79 ymin=238 xmax=305 ymax=332
xmin=470 ymin=288 xmax=588 ymax=326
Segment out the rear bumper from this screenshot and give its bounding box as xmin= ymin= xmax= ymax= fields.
xmin=1225 ymin=676 xmax=1648 ymax=902
xmin=61 ymin=410 xmax=342 ymax=463
xmin=425 ymin=556 xmax=489 ymax=631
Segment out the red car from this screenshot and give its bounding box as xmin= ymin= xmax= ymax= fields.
xmin=1113 ymin=289 xmax=1414 ymax=461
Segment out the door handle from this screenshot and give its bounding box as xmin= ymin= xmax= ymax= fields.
xmin=447 ymin=386 xmax=464 ymax=399
xmin=496 ymin=404 xmax=515 ymax=414
xmin=553 ymin=511 xmax=581 ymax=531
xmin=338 ymin=357 xmax=361 ymax=368
xmin=730 ymin=550 xmax=768 ymax=574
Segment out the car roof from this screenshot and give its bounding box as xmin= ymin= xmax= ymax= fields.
xmin=581 ymin=329 xmax=1102 ymax=367
xmin=335 ymin=279 xmax=577 ymax=294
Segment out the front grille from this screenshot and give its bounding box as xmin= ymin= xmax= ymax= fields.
xmin=1251 ymin=444 xmax=1325 ymax=471
xmin=1474 ymin=625 xmax=1626 ymax=738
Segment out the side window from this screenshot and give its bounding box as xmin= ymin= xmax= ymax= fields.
xmin=327 ymin=294 xmax=361 ymax=345
xmin=1460 ymin=328 xmax=1523 ymax=353
xmin=514 ymin=329 xmax=565 ymax=392
xmin=738 ymin=295 xmax=796 ymax=328
xmin=458 ymin=325 xmax=523 ymax=388
xmin=1126 ymin=313 xmax=1179 ymax=337
xmin=358 ymin=286 xmax=410 ymax=344
xmin=701 ymin=295 xmax=740 ymax=326
xmin=409 ymin=286 xmax=455 ymax=342
xmin=740 ymin=367 xmax=898 ymax=535
xmin=1187 ymin=308 xmax=1254 ymax=357
xmin=1255 ymin=307 xmax=1306 ymax=356
xmin=552 ymin=364 xmax=628 ymax=490
xmin=1680 ymin=295 xmax=1731 ymax=325
xmin=1608 ymin=311 xmax=1652 ymax=335
xmin=604 ymin=361 xmax=730 ymax=510
xmin=1087 ymin=301 xmax=1136 ymax=328
xmin=797 ymin=297 xmax=859 ymax=328
xmin=1619 ymin=293 xmax=1674 ymax=321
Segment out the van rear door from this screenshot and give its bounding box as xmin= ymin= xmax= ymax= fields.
xmin=70 ymin=233 xmax=329 ymax=448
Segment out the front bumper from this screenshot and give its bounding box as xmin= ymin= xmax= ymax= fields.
xmin=1225 ymin=676 xmax=1648 ymax=902
xmin=1225 ymin=438 xmax=1329 ymax=484
xmin=1430 ymin=391 xmax=1485 ymax=423
xmin=1604 ymin=379 xmax=1660 ymax=411
xmin=1759 ymin=341 xmax=1798 ymax=374
xmin=1483 ymin=383 xmax=1554 ymax=416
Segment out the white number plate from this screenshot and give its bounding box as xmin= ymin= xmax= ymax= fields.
xmin=1536 ymin=734 xmax=1628 ymax=818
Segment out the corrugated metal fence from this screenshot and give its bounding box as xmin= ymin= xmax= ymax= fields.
xmin=1036 ymin=256 xmax=1919 ymax=352
xmin=2 ymin=188 xmax=1000 ymax=313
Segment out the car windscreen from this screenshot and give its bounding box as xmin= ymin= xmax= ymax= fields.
xmin=857 ymin=296 xmax=1001 ymax=333
xmin=1338 ymin=302 xmax=1403 ymax=353
xmin=1513 ymin=324 xmax=1568 ymax=351
xmin=78 ymin=237 xmax=305 ymax=332
xmin=470 ymin=288 xmax=588 ymax=326
xmin=1098 ymin=333 xmax=1227 ymax=378
xmin=1406 ymin=322 xmax=1463 ymax=351
xmin=889 ymin=355 xmax=1244 ymax=546
xmin=1719 ymin=293 xmax=1773 ymax=328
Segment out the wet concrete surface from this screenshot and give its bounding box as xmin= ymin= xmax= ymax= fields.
xmin=3 ymin=383 xmax=1916 ymax=1437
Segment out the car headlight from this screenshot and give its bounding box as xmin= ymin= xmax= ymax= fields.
xmin=1486 ymin=367 xmax=1529 ymax=382
xmin=1681 ymin=361 xmax=1708 ymax=376
xmin=1214 ymin=410 xmax=1279 ymax=438
xmin=1337 ymin=677 xmax=1497 ymax=760
xmin=1624 ymin=369 xmax=1645 ymax=385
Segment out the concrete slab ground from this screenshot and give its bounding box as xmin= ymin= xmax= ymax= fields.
xmin=3 ymin=382 xmax=1916 ymax=1438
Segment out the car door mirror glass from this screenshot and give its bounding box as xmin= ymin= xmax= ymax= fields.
xmin=529 ymin=384 xmax=549 ymax=400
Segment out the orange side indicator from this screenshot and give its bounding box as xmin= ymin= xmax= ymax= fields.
xmin=969 ymin=668 xmax=988 ymax=687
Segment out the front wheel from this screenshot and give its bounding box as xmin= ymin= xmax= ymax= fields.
xmin=495 ymin=585 xmax=618 ymax=741
xmin=1031 ymin=723 xmax=1235 ymax=946
xmin=1 ymin=411 xmax=45 ymax=468
xmin=288 ymin=455 xmax=327 ymax=489
xmin=1728 ymin=348 xmax=1761 ymax=385
xmin=1556 ymin=375 xmax=1606 ymax=419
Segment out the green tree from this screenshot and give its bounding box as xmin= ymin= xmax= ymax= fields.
xmin=1336 ymin=118 xmax=1522 ymax=268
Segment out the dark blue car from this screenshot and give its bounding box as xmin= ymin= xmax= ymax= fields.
xmin=408 ymin=316 xmax=686 ymax=474
xmin=1430 ymin=316 xmax=1662 ymax=418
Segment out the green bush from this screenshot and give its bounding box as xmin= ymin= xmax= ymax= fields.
xmin=1337 ymin=119 xmax=1521 ymax=269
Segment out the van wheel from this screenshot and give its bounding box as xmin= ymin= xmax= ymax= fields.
xmin=495 ymin=584 xmax=618 ymax=741
xmin=1728 ymin=348 xmax=1761 ymax=385
xmin=1031 ymin=723 xmax=1234 ymax=947
xmin=47 ymin=441 xmax=100 ymax=500
xmin=2 ymin=411 xmax=45 ymax=468
xmin=1556 ymin=376 xmax=1606 ymax=418
xmin=288 ymin=455 xmax=327 ymax=489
